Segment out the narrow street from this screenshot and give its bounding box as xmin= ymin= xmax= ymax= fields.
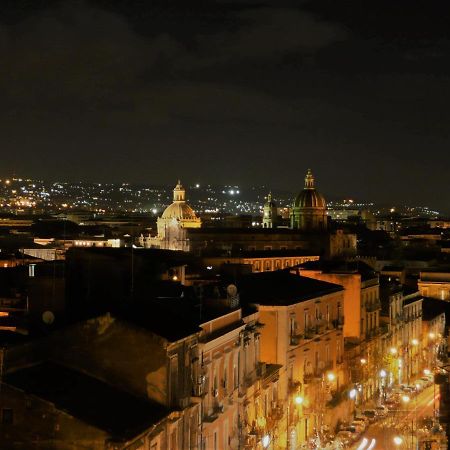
xmin=350 ymin=385 xmax=440 ymax=449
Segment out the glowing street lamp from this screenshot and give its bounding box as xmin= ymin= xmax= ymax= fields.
xmin=429 ymin=332 xmax=436 ymax=340
xmin=390 ymin=347 xmax=398 ymax=355
xmin=294 ymin=395 xmax=304 ymax=405
xmin=393 ymin=436 xmax=403 ymax=446
xmin=380 ymin=369 xmax=387 ymax=378
xmin=402 ymin=395 xmax=410 ymax=404
xmin=411 ymin=338 xmax=419 ymax=346
xmin=262 ymin=434 xmax=271 ymax=448
xmin=360 ymin=358 xmax=367 ymax=364
xmin=349 ymin=388 xmax=357 ymax=399
xmin=424 ymin=369 xmax=431 ymax=376
xmin=326 ymin=372 xmax=336 ymax=382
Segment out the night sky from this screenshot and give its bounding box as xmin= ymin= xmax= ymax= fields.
xmin=1 ymin=1 xmax=450 ymax=211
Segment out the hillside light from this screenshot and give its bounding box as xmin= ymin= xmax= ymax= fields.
xmin=380 ymin=369 xmax=387 ymax=378
xmin=390 ymin=347 xmax=398 ymax=355
xmin=294 ymin=395 xmax=304 ymax=405
xmin=411 ymin=338 xmax=419 ymax=346
xmin=393 ymin=436 xmax=403 ymax=446
xmin=349 ymin=388 xmax=357 ymax=399
xmin=262 ymin=434 xmax=271 ymax=448
xmin=402 ymin=395 xmax=410 ymax=403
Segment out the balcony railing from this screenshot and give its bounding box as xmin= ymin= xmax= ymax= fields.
xmin=366 ymin=300 xmax=382 ymax=312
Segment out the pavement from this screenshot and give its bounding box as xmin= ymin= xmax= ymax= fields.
xmin=349 ymin=384 xmax=440 ymax=449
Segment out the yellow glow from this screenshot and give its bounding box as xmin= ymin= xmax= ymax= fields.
xmin=172 ymin=275 xmax=178 ymax=281
xmin=424 ymin=369 xmax=431 ymax=376
xmin=402 ymin=395 xmax=410 ymax=403
xmin=360 ymin=358 xmax=367 ymax=364
xmin=411 ymin=339 xmax=419 ymax=346
xmin=294 ymin=395 xmax=304 ymax=405
xmin=390 ymin=347 xmax=398 ymax=355
xmin=393 ymin=436 xmax=403 ymax=446
xmin=429 ymin=332 xmax=436 ymax=339
xmin=326 ymin=372 xmax=336 ymax=382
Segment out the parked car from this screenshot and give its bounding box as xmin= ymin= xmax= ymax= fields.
xmin=375 ymin=405 xmax=388 ymax=417
xmin=341 ymin=426 xmax=361 ymax=441
xmin=354 ymin=415 xmax=370 ymax=427
xmin=384 ymin=398 xmax=399 ymax=410
xmin=350 ymin=421 xmax=366 ymax=433
xmin=362 ymin=409 xmax=377 ymax=422
xmin=335 ymin=431 xmax=353 ymax=447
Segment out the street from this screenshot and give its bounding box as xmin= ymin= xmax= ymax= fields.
xmin=350 ymin=384 xmax=440 ymax=449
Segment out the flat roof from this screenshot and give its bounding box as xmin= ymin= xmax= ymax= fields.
xmin=238 ymin=271 xmax=343 ymax=306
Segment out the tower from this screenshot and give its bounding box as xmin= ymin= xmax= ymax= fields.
xmin=262 ymin=192 xmax=278 ymax=228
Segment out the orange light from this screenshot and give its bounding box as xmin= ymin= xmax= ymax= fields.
xmin=0 ymin=312 xmax=9 ymax=317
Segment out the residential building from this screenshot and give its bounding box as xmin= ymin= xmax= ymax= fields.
xmin=238 ymin=271 xmax=349 ymax=448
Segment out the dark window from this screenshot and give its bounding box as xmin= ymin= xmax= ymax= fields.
xmin=2 ymin=408 xmax=13 ymax=424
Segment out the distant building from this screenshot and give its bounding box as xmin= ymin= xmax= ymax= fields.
xmin=262 ymin=192 xmax=278 ymax=228
xmin=140 ymin=181 xmax=201 ymax=251
xmin=291 ymin=169 xmax=327 ymax=231
xmin=418 ymin=269 xmax=450 ymax=301
xmin=201 ymin=249 xmax=319 ymax=273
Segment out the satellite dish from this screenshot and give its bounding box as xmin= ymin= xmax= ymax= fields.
xmin=227 ymin=284 xmax=238 ymax=297
xmin=42 ymin=311 xmax=55 ymax=325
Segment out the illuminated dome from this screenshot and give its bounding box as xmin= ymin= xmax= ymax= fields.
xmin=161 ymin=202 xmax=197 ymax=220
xmin=291 ymin=169 xmax=327 ymax=231
xmin=161 ymin=180 xmax=198 ymax=220
xmin=294 ymin=169 xmax=326 ymax=208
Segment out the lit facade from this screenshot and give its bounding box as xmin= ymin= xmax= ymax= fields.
xmin=140 ymin=181 xmax=201 ymax=251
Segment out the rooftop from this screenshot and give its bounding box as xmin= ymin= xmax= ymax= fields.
xmin=296 ymin=259 xmax=378 ymax=281
xmin=5 ymin=361 xmax=169 ymax=441
xmin=421 ymin=297 xmax=450 ymax=321
xmin=237 ymin=270 xmax=343 ymax=306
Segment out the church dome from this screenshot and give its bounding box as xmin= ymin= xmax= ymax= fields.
xmin=160 ymin=180 xmax=199 ymax=220
xmin=161 ymin=202 xmax=198 ymax=220
xmin=294 ymin=169 xmax=326 ymax=209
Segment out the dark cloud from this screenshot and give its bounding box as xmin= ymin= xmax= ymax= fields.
xmin=0 ymin=0 xmax=449 ymax=212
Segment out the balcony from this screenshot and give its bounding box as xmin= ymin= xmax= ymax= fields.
xmin=304 ymin=327 xmax=318 ymax=339
xmin=290 ymin=334 xmax=302 ymax=346
xmin=366 ymin=300 xmax=381 ymax=312
xmin=332 ymin=317 xmax=344 ymax=329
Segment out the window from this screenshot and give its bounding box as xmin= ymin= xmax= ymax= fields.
xmin=2 ymin=408 xmax=13 ymax=425
xmin=169 ymin=355 xmax=178 ymax=406
xmin=233 ymin=353 xmax=239 ymax=389
xmin=290 ymin=316 xmax=296 ymax=337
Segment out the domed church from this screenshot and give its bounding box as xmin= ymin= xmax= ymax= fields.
xmin=291 ymin=169 xmax=327 ymax=231
xmin=140 ymin=181 xmax=201 ymax=251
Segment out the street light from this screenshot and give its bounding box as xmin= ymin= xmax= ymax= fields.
xmin=402 ymin=395 xmax=410 ymax=404
xmin=380 ymin=369 xmax=387 ymax=378
xmin=390 ymin=347 xmax=398 ymax=355
xmin=393 ymin=436 xmax=403 ymax=446
xmin=411 ymin=339 xmax=419 ymax=346
xmin=349 ymin=388 xmax=357 ymax=399
xmin=326 ymin=372 xmax=336 ymax=382
xmin=294 ymin=395 xmax=304 ymax=405
xmin=424 ymin=368 xmax=431 ymax=376
xmin=262 ymin=434 xmax=271 ymax=448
